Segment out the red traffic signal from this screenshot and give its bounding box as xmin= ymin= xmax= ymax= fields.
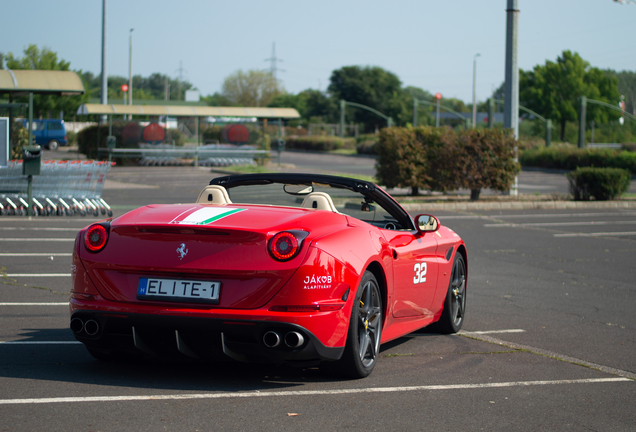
xmin=121 ymin=84 xmax=129 ymax=92
xmin=435 ymin=93 xmax=442 ymax=100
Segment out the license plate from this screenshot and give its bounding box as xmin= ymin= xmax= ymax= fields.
xmin=137 ymin=277 xmax=221 ymax=304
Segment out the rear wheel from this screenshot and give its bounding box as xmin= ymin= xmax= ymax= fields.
xmin=437 ymin=253 xmax=467 ymax=334
xmin=47 ymin=140 xmax=59 ymax=151
xmin=323 ymin=271 xmax=383 ymax=379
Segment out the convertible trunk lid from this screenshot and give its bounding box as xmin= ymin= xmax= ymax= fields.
xmin=79 ymin=204 xmax=346 ymax=309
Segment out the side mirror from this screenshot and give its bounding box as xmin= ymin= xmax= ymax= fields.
xmin=415 ymin=214 xmax=440 ymax=233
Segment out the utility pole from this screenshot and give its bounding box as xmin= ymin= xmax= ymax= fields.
xmin=175 ymin=61 xmax=186 ymax=100
xmin=264 ymin=42 xmax=284 ymax=81
xmin=100 ymin=0 xmax=107 ymax=121
xmin=472 ymin=53 xmax=481 ymax=128
xmin=504 ymin=0 xmax=519 ymax=196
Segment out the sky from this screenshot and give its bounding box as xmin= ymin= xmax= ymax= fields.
xmin=1 ymin=0 xmax=635 ymax=104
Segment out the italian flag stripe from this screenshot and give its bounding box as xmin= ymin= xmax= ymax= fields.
xmin=171 ymin=207 xmax=245 ymax=225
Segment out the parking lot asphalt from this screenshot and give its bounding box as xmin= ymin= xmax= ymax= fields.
xmin=1 ymin=159 xmax=635 ymax=431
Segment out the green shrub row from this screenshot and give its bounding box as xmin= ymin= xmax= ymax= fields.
xmin=566 ymin=167 xmax=631 ymax=200
xmin=376 ymin=127 xmax=520 ymax=198
xmin=78 ymin=123 xmax=184 ymax=160
xmin=283 ymin=136 xmax=356 ymax=152
xmin=520 ymin=147 xmax=636 ymax=175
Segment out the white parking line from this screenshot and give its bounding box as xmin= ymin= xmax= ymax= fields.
xmin=0 ymin=238 xmax=74 ymax=242
xmin=460 ymin=331 xmax=636 ymax=379
xmin=6 ymin=274 xmax=70 ymax=277
xmin=0 ymin=227 xmax=80 ymax=231
xmin=0 ymin=378 xmax=628 ymax=405
xmin=442 ymin=212 xmax=636 ymax=220
xmin=554 ymin=231 xmax=636 ymax=237
xmin=485 ymin=221 xmax=636 ymax=227
xmin=0 ymin=341 xmax=79 ymax=344
xmin=0 ymin=303 xmax=68 ymax=306
xmin=465 ymin=329 xmax=525 ymax=334
xmin=0 ymin=253 xmax=72 ymax=257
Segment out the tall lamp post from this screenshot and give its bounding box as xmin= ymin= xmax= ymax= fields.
xmin=129 ymin=30 xmax=134 ymax=101
xmin=472 ymin=53 xmax=481 ymax=129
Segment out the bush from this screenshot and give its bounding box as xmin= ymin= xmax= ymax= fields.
xmin=10 ymin=122 xmax=29 ymax=159
xmin=376 ymin=128 xmax=426 ymax=194
xmin=566 ymin=167 xmax=631 ymax=200
xmin=520 ymin=147 xmax=636 ymax=174
xmin=454 ymin=129 xmax=521 ymax=200
xmin=284 ymin=136 xmax=355 ymax=152
xmin=355 ymin=134 xmax=379 ymax=155
xmin=166 ymin=129 xmax=184 ymax=146
xmin=376 ymin=127 xmax=520 ymax=198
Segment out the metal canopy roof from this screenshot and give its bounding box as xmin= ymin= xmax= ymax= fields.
xmin=77 ymin=103 xmax=300 ymax=118
xmin=0 ymin=70 xmax=85 ymax=95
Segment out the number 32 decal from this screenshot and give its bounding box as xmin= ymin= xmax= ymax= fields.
xmin=414 ymin=262 xmax=427 ymax=284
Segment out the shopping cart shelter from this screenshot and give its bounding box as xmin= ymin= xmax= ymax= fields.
xmin=0 ymin=70 xmax=85 ymax=161
xmin=76 ymin=103 xmax=300 ymax=167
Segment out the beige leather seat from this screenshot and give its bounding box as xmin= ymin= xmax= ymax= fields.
xmin=196 ymin=185 xmax=232 ymax=204
xmin=301 ymin=192 xmax=338 ymax=212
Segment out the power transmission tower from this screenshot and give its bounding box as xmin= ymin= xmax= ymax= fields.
xmin=175 ymin=61 xmax=187 ymax=100
xmin=264 ymin=42 xmax=284 ymax=81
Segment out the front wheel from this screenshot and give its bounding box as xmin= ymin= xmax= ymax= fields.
xmin=323 ymin=271 xmax=383 ymax=379
xmin=437 ymin=252 xmax=467 ymax=334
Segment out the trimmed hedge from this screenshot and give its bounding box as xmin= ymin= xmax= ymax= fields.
xmin=520 ymin=147 xmax=636 ymax=175
xmin=284 ymin=136 xmax=356 ymax=152
xmin=566 ymin=167 xmax=631 ymax=201
xmin=376 ymin=127 xmax=520 ymax=198
xmin=78 ymin=122 xmax=183 ymax=160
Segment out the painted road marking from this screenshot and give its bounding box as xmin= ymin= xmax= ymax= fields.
xmin=0 ymin=378 xmax=629 ymax=405
xmin=460 ymin=331 xmax=636 ymax=379
xmin=465 ymin=329 xmax=525 ymax=334
xmin=0 ymin=341 xmax=80 ymax=344
xmin=6 ymin=274 xmax=70 ymax=277
xmin=554 ymin=231 xmax=636 ymax=237
xmin=0 ymin=303 xmax=68 ymax=306
xmin=485 ymin=221 xmax=636 ymax=227
xmin=442 ymin=212 xmax=636 ymax=220
xmin=0 ymin=253 xmax=72 ymax=257
xmin=0 ymin=227 xmax=79 ymax=231
xmin=0 ymin=238 xmax=74 ymax=242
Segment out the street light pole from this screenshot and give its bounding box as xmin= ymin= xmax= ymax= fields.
xmin=129 ymin=29 xmax=134 ymax=107
xmin=100 ymin=0 xmax=107 ymax=123
xmin=472 ymin=53 xmax=481 ymax=129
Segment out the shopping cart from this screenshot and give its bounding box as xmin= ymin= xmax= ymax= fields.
xmin=0 ymin=160 xmax=114 ymax=217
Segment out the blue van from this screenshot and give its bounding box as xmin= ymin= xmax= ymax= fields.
xmin=20 ymin=119 xmax=68 ymax=150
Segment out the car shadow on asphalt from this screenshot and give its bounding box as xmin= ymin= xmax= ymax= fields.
xmin=0 ymin=328 xmax=351 ymax=391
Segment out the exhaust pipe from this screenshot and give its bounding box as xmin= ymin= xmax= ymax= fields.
xmin=284 ymin=331 xmax=304 ymax=348
xmin=263 ymin=331 xmax=281 ymax=348
xmin=70 ymin=318 xmax=84 ymax=333
xmin=84 ymin=319 xmax=100 ymax=336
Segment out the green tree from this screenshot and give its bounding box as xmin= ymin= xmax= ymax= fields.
xmin=327 ymin=66 xmax=410 ymax=132
xmin=4 ymin=45 xmax=88 ymax=120
xmin=520 ymin=50 xmax=620 ymax=141
xmin=221 ymin=70 xmax=283 ymax=107
xmin=606 ymin=70 xmax=636 ymax=116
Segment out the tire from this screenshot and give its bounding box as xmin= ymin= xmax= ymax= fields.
xmin=324 ymin=271 xmax=383 ymax=379
xmin=47 ymin=140 xmax=59 ymax=151
xmin=437 ymin=253 xmax=467 ymax=334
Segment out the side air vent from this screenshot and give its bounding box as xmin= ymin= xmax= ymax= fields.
xmin=446 ymin=247 xmax=454 ymax=261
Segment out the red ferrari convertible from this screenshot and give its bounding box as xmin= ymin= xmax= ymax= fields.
xmin=70 ymin=173 xmax=467 ymax=378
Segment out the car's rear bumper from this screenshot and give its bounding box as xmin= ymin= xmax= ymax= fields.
xmin=70 ymin=309 xmax=344 ymax=365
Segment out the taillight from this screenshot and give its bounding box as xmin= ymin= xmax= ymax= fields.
xmin=268 ymin=230 xmax=308 ymax=262
xmin=84 ymin=224 xmax=109 ymax=252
